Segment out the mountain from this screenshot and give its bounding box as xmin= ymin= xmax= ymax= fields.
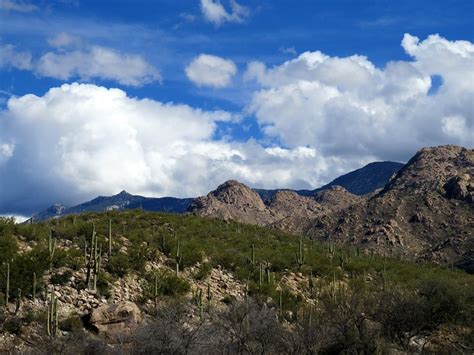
xmin=31 ymin=159 xmax=401 ymax=222
xmin=31 ymin=191 xmax=193 ymax=221
xmin=187 ymin=180 xmax=350 ymax=234
xmin=309 ymin=145 xmax=474 ymax=272
xmin=254 ymin=161 xmax=403 ymax=201
xmin=188 ymin=145 xmax=474 ymax=272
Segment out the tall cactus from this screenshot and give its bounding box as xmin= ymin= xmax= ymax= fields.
xmin=48 ymin=229 xmax=56 ymax=273
xmin=32 ymin=272 xmax=36 ymax=301
xmin=85 ymin=223 xmax=101 ymax=291
xmin=47 ymin=290 xmax=59 ymax=337
xmin=154 ymin=274 xmax=158 ymax=310
xmin=108 ymin=218 xmax=113 ymax=258
xmin=5 ymin=262 xmax=9 ymax=307
xmin=206 ymin=283 xmax=213 ymax=311
xmin=15 ymin=288 xmax=21 ymax=315
xmin=251 ymin=244 xmax=256 ymax=266
xmin=175 ymin=240 xmax=182 ymax=275
xmin=296 ymin=237 xmax=305 ymax=268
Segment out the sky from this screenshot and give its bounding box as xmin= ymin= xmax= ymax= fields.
xmin=0 ymin=0 xmax=473 ymax=217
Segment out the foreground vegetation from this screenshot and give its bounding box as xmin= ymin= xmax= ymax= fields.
xmin=0 ymin=210 xmax=473 ymax=353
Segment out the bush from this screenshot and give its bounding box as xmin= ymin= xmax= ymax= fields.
xmin=51 ymin=270 xmax=73 ymax=285
xmin=144 ymin=269 xmax=190 ymax=299
xmin=59 ymin=314 xmax=83 ymax=333
xmin=194 ymin=262 xmax=213 ymax=281
xmin=106 ymin=252 xmax=131 ymax=277
xmin=2 ymin=316 xmax=22 ymax=334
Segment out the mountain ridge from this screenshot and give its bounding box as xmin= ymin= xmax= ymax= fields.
xmin=31 ymin=160 xmax=403 ymax=221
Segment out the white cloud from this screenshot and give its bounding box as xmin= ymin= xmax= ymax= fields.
xmin=0 ymin=83 xmax=346 ymax=215
xmin=36 ymin=46 xmax=161 ymax=86
xmin=246 ymin=33 xmax=473 ymax=160
xmin=185 ymin=54 xmax=237 ymax=88
xmin=200 ymin=0 xmax=250 ymax=26
xmin=0 ymin=44 xmax=32 ymax=70
xmin=0 ymin=0 xmax=37 ymax=12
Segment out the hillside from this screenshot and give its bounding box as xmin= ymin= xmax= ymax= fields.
xmin=0 ymin=211 xmax=472 ymax=353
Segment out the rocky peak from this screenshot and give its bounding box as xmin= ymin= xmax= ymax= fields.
xmin=211 ymin=180 xmax=266 ymax=211
xmin=383 ymin=145 xmax=474 ymax=192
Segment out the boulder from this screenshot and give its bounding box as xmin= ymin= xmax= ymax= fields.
xmin=90 ymin=301 xmax=142 ymax=336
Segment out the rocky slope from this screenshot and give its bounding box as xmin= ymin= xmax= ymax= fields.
xmin=309 ymin=145 xmax=474 ymax=272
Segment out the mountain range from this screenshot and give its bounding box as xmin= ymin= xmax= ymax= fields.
xmin=31 ymin=161 xmax=403 ymax=221
xmin=30 ymin=145 xmax=473 ymax=272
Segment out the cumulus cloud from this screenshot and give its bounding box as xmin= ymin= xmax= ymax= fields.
xmin=246 ymin=33 xmax=473 ymax=160
xmin=36 ymin=46 xmax=161 ymax=86
xmin=0 ymin=44 xmax=33 ymax=70
xmin=0 ymin=83 xmax=344 ymax=215
xmin=0 ymin=0 xmax=37 ymax=12
xmin=185 ymin=54 xmax=237 ymax=88
xmin=200 ymin=0 xmax=250 ymax=26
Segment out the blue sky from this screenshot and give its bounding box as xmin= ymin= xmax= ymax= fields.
xmin=0 ymin=0 xmax=473 ymax=216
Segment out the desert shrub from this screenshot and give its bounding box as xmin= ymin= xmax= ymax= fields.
xmin=194 ymin=261 xmax=213 ymax=280
xmin=0 ymin=233 xmax=18 ymax=262
xmin=59 ymin=314 xmax=83 ymax=333
xmin=107 ymin=252 xmax=131 ymax=277
xmin=143 ymin=269 xmax=190 ymax=299
xmin=96 ymin=271 xmax=113 ymax=299
xmin=51 ymin=269 xmax=73 ymax=285
xmin=2 ymin=316 xmax=22 ymax=334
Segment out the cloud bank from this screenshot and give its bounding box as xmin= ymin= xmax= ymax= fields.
xmin=245 ymin=33 xmax=473 ymax=160
xmin=0 ymin=34 xmax=472 ymax=215
xmin=0 ymin=83 xmax=339 ymax=215
xmin=185 ymin=54 xmax=237 ymax=88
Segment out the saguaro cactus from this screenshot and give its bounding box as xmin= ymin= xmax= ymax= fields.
xmin=206 ymin=283 xmax=213 ymax=310
xmin=47 ymin=291 xmax=59 ymax=337
xmin=108 ymin=219 xmax=113 ymax=258
xmin=33 ymin=272 xmax=36 ymax=301
xmin=48 ymin=230 xmax=56 ymax=273
xmin=296 ymin=237 xmax=305 ymax=268
xmin=85 ymin=223 xmax=101 ymax=291
xmin=5 ymin=262 xmax=10 ymax=307
xmin=175 ymin=240 xmax=182 ymax=275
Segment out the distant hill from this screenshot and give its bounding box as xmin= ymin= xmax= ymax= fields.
xmin=31 ymin=191 xmax=193 ymax=221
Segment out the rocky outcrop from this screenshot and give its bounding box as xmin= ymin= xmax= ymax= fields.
xmin=90 ymin=301 xmax=142 ymax=336
xmin=444 ymin=174 xmax=474 ymax=203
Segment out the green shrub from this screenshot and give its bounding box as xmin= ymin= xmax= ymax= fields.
xmin=51 ymin=270 xmax=73 ymax=285
xmin=194 ymin=262 xmax=213 ymax=281
xmin=144 ymin=269 xmax=190 ymax=299
xmin=107 ymin=252 xmax=131 ymax=277
xmin=2 ymin=316 xmax=22 ymax=334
